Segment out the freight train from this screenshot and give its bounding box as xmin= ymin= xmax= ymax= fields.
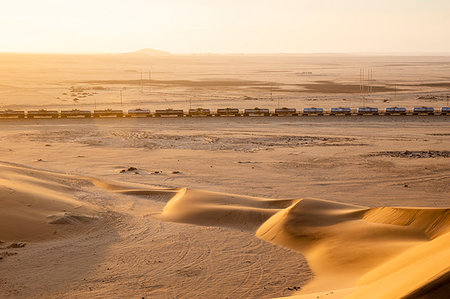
xmin=0 ymin=107 xmax=448 ymax=119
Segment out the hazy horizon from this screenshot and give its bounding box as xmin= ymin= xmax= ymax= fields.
xmin=1 ymin=48 xmax=450 ymax=56
xmin=1 ymin=0 xmax=449 ymax=54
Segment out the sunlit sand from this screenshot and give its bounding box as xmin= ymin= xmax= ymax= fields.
xmin=2 ymin=0 xmax=450 ymax=296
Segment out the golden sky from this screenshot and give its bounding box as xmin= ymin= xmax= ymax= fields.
xmin=0 ymin=0 xmax=449 ymax=54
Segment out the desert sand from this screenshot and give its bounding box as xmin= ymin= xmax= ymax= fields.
xmin=0 ymin=54 xmax=449 ymax=298
xmin=1 ymin=53 xmax=450 ymax=111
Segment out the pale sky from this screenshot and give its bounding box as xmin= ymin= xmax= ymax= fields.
xmin=0 ymin=0 xmax=449 ymax=54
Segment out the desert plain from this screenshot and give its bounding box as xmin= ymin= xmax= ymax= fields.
xmin=0 ymin=53 xmax=449 ymax=298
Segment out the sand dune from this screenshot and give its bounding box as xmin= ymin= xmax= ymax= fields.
xmin=349 ymin=232 xmax=450 ymax=299
xmin=257 ymin=200 xmax=449 ymax=297
xmin=160 ymin=185 xmax=449 ymax=298
xmin=0 ymin=163 xmax=98 ymax=242
xmin=0 ymin=163 xmax=310 ymax=298
xmin=0 ymin=52 xmax=448 ymax=299
xmin=161 ymin=188 xmax=294 ymax=231
xmin=1 ymin=161 xmax=448 ymax=298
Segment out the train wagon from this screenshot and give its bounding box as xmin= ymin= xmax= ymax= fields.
xmin=93 ymin=109 xmax=123 ymax=118
xmin=385 ymin=107 xmax=407 ymax=115
xmin=357 ymin=107 xmax=379 ymax=115
xmin=243 ymin=107 xmax=270 ymax=116
xmin=127 ymin=109 xmax=151 ymax=117
xmin=187 ymin=108 xmax=212 ymax=117
xmin=441 ymin=107 xmax=450 ymax=116
xmin=216 ymin=108 xmax=240 ymax=116
xmin=302 ymin=108 xmax=324 ymax=116
xmin=154 ymin=109 xmax=184 ymax=117
xmin=413 ymin=107 xmax=434 ymax=115
xmin=60 ymin=109 xmax=92 ymax=118
xmin=273 ymin=107 xmax=297 ymax=116
xmin=0 ymin=110 xmax=25 ymax=118
xmin=27 ymin=109 xmax=59 ymax=119
xmin=330 ymin=107 xmax=352 ymax=116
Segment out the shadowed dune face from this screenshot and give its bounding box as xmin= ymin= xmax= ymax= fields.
xmin=347 ymin=232 xmax=450 ymax=299
xmin=159 ymin=187 xmax=449 ymax=298
xmin=256 ymin=199 xmax=449 ymax=291
xmin=0 ymin=162 xmax=448 ymax=299
xmin=363 ymin=207 xmax=450 ymax=239
xmin=0 ymin=164 xmax=98 ymax=241
xmin=0 ymin=163 xmax=312 ymax=299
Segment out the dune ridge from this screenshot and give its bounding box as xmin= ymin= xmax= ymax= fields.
xmin=0 ymin=163 xmax=312 ymax=298
xmin=161 ymin=187 xmax=449 ymax=298
xmin=0 ymin=163 xmax=100 ymax=242
xmin=1 ymin=162 xmax=448 ymax=298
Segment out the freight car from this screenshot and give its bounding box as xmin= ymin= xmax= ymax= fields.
xmin=60 ymin=109 xmax=92 ymax=118
xmin=243 ymin=107 xmax=270 ymax=116
xmin=154 ymin=109 xmax=184 ymax=117
xmin=302 ymin=108 xmax=324 ymax=116
xmin=0 ymin=110 xmax=25 ymax=118
xmin=27 ymin=109 xmax=59 ymax=119
xmin=187 ymin=108 xmax=212 ymax=117
xmin=273 ymin=107 xmax=297 ymax=116
xmin=127 ymin=109 xmax=151 ymax=117
xmin=357 ymin=107 xmax=379 ymax=115
xmin=413 ymin=107 xmax=434 ymax=116
xmin=385 ymin=107 xmax=407 ymax=115
xmin=330 ymin=107 xmax=352 ymax=116
xmin=216 ymin=108 xmax=240 ymax=116
xmin=93 ymin=109 xmax=124 ymax=118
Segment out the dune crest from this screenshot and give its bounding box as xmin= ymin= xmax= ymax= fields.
xmin=1 ymin=162 xmax=448 ymax=298
xmin=161 ymin=187 xmax=449 ymax=298
xmin=161 ymin=188 xmax=295 ymax=231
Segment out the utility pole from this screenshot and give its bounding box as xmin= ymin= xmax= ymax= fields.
xmin=394 ymin=84 xmax=397 ymax=101
xmin=140 ymin=70 xmax=143 ymax=93
xmin=149 ymin=70 xmax=152 ymax=93
xmin=360 ymin=68 xmax=362 ymax=93
xmin=120 ymin=89 xmax=123 ymax=107
xmin=371 ymin=69 xmax=373 ymax=93
xmin=360 ymin=68 xmax=365 ymax=107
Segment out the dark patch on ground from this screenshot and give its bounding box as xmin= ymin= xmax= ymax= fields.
xmin=83 ymin=78 xmax=275 ymax=88
xmin=82 ymin=79 xmax=395 ymax=94
xmin=370 ymin=151 xmax=450 ymax=158
xmin=300 ymin=81 xmax=396 ymax=93
xmin=396 ymin=82 xmax=450 ymax=88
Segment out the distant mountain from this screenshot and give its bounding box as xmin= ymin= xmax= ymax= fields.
xmin=128 ymin=48 xmax=171 ymax=56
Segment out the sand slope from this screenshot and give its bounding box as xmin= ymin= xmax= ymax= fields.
xmin=1 ymin=161 xmax=448 ymax=298
xmin=0 ymin=163 xmax=311 ymax=298
xmin=349 ymin=232 xmax=450 ymax=299
xmin=161 ymin=188 xmax=293 ymax=231
xmin=0 ymin=163 xmax=98 ymax=242
xmin=161 ymin=187 xmax=449 ymax=298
